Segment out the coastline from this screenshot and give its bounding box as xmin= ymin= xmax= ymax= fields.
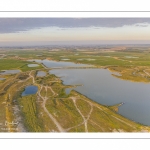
xmin=49 ymin=69 xmax=149 ymax=128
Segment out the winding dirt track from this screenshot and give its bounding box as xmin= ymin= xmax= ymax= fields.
xmin=29 ymin=70 xmax=35 ymax=83
xmin=29 ymin=70 xmax=65 ymax=132
xmin=48 ymin=87 xmax=56 ymax=96
xmin=143 ymin=69 xmax=150 ymax=77
xmin=38 ymin=86 xmax=65 ymax=132
xmin=70 ymin=97 xmax=93 ymax=132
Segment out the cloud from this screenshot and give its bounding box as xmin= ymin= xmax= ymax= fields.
xmin=134 ymin=22 xmax=149 ymax=27
xmin=0 ymin=18 xmax=150 ymax=33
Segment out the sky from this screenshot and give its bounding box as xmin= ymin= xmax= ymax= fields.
xmin=0 ymin=18 xmax=150 ymax=46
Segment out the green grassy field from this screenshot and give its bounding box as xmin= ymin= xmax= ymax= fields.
xmin=18 ymin=95 xmax=43 ymax=132
xmin=0 ymin=59 xmax=42 ymax=72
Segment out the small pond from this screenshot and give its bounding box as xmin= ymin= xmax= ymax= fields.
xmin=28 ymin=64 xmax=39 ymax=67
xmin=0 ymin=70 xmax=20 ymax=75
xmin=36 ymin=71 xmax=46 ymax=77
xmin=22 ymin=85 xmax=38 ymax=96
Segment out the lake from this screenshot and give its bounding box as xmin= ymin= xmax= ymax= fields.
xmin=50 ymin=69 xmax=150 ymax=126
xmin=22 ymin=85 xmax=38 ymax=96
xmin=29 ymin=59 xmax=93 ymax=68
xmin=43 ymin=59 xmax=93 ymax=68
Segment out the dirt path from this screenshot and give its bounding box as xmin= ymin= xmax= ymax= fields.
xmin=48 ymin=86 xmax=56 ymax=96
xmin=38 ymin=86 xmax=65 ymax=132
xmin=65 ymin=122 xmax=84 ymax=132
xmin=29 ymin=70 xmax=35 ymax=83
xmin=27 ymin=70 xmax=65 ymax=132
xmin=111 ymin=115 xmax=135 ymax=128
xmin=89 ymin=119 xmax=104 ymax=131
xmin=13 ymin=105 xmax=27 ymax=132
xmin=70 ymin=97 xmax=93 ymax=132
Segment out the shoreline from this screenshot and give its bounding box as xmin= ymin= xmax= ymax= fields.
xmin=42 ymin=60 xmax=150 ymax=127
xmin=50 ymin=71 xmax=149 ymax=127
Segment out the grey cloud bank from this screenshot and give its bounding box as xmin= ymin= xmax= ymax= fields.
xmin=0 ymin=18 xmax=150 ymax=33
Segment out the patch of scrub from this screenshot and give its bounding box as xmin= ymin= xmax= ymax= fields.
xmin=124 ymin=56 xmax=139 ymax=59
xmin=28 ymin=64 xmax=39 ymax=67
xmin=0 ymin=70 xmax=20 ymax=75
xmin=77 ymin=59 xmax=83 ymax=60
xmin=36 ymin=71 xmax=46 ymax=77
xmin=22 ymin=85 xmax=38 ymax=96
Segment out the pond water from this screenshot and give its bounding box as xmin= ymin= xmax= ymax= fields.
xmin=50 ymin=69 xmax=150 ymax=126
xmin=22 ymin=85 xmax=38 ymax=96
xmin=28 ymin=64 xmax=39 ymax=67
xmin=36 ymin=71 xmax=46 ymax=77
xmin=0 ymin=78 xmax=5 ymax=80
xmin=0 ymin=70 xmax=20 ymax=75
